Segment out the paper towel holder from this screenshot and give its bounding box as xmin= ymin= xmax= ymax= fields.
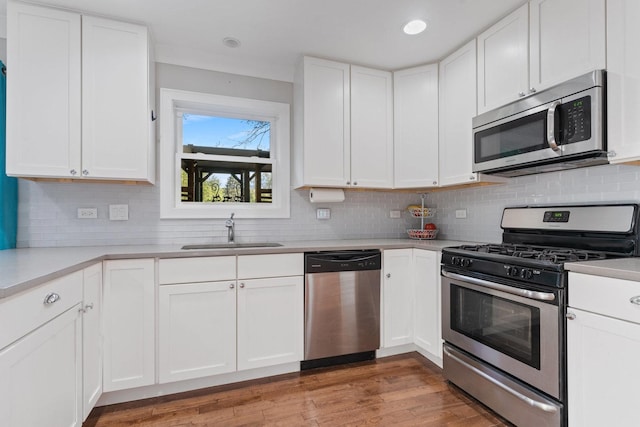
xmin=309 ymin=188 xmax=345 ymax=203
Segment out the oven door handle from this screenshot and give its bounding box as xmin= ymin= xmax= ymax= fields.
xmin=442 ymin=271 xmax=556 ymax=302
xmin=443 ymin=346 xmax=559 ymax=414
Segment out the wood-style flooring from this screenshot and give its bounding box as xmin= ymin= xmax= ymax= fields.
xmin=84 ymin=352 xmax=511 ymax=426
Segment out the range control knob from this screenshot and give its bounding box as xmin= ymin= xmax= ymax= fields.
xmin=452 ymin=257 xmax=461 ymax=266
xmin=520 ymin=269 xmax=533 ymax=280
xmin=508 ymin=266 xmax=519 ymax=277
xmin=461 ymin=258 xmax=472 ymax=267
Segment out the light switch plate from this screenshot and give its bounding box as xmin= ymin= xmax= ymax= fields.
xmin=316 ymin=208 xmax=331 ymax=220
xmin=109 ymin=204 xmax=129 ymax=221
xmin=390 ymin=210 xmax=401 ymax=218
xmin=455 ymin=209 xmax=467 ymax=219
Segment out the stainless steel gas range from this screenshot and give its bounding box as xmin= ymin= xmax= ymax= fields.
xmin=440 ymin=203 xmax=640 ymax=427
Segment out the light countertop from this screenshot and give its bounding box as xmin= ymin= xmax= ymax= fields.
xmin=566 ymin=257 xmax=640 ymax=282
xmin=0 ymin=239 xmax=470 ymax=299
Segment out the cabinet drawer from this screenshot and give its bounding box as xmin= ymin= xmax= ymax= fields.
xmin=158 ymin=256 xmax=236 ymax=284
xmin=238 ymin=254 xmax=303 ymax=279
xmin=0 ymin=271 xmax=83 ymax=350
xmin=569 ymin=272 xmax=640 ymax=324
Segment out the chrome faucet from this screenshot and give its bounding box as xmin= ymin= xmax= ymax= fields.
xmin=225 ymin=213 xmax=235 ymax=243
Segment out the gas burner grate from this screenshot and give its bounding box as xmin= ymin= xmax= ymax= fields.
xmin=456 ymin=244 xmax=610 ymax=264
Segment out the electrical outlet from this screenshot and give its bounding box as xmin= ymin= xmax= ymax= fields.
xmin=316 ymin=208 xmax=331 ymax=220
xmin=109 ymin=204 xmax=129 ymax=221
xmin=455 ymin=209 xmax=467 ymax=219
xmin=77 ymin=208 xmax=97 ymax=219
xmin=390 ymin=210 xmax=401 ymax=219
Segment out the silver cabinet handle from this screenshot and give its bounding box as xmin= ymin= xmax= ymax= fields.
xmin=630 ymin=296 xmax=640 ymax=305
xmin=70 ymin=169 xmax=77 ymax=176
xmin=529 ymin=87 xmax=537 ymax=93
xmin=43 ymin=292 xmax=60 ymax=305
xmin=82 ymin=170 xmax=89 ymax=176
xmin=353 ymin=182 xmax=358 ymax=186
xmin=346 ymin=181 xmax=351 ymax=185
xmin=469 ymin=175 xmax=476 ymax=181
xmin=240 ymin=283 xmax=245 ymax=288
xmin=432 ymin=181 xmax=437 ymax=185
xmin=442 ymin=271 xmax=556 ymax=301
xmin=546 ymin=101 xmax=561 ymax=152
xmin=518 ymin=91 xmax=526 ymax=97
xmin=229 ymin=283 xmax=235 ymax=289
xmin=386 ymin=273 xmax=391 ymax=279
xmin=566 ymin=312 xmax=576 ymax=320
xmin=85 ymin=303 xmax=94 ymax=310
xmin=443 ymin=346 xmax=558 ymax=413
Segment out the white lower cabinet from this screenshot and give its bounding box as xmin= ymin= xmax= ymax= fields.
xmin=158 ymin=281 xmax=237 ymax=383
xmin=412 ymin=249 xmax=441 ymax=359
xmin=82 ymin=263 xmax=103 ymax=420
xmin=382 ymin=249 xmax=442 ymax=363
xmin=237 ymin=276 xmax=304 ymax=371
xmin=158 ymin=254 xmax=304 ymax=384
xmin=567 ymin=272 xmax=640 ymax=426
xmin=102 ymin=259 xmax=155 ymax=392
xmin=382 ymin=249 xmax=414 ymax=347
xmin=0 ymin=272 xmax=84 ymax=427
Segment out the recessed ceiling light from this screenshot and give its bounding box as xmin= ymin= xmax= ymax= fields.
xmin=403 ymin=19 xmax=427 ymax=35
xmin=222 ymin=37 xmax=241 ymax=48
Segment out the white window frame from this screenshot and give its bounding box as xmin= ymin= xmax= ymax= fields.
xmin=160 ymin=88 xmax=290 ymax=219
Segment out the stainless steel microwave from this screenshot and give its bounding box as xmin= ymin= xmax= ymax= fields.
xmin=472 ymin=70 xmax=607 ymax=177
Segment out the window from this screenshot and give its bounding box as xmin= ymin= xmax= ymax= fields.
xmin=160 ymin=89 xmax=290 ymax=218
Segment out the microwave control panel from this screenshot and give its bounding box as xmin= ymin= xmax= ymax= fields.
xmin=561 ymin=95 xmax=591 ymax=144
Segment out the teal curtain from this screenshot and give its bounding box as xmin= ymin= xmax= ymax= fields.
xmin=0 ymin=61 xmax=17 ymax=249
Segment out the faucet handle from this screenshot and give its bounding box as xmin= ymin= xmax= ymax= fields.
xmin=230 ymin=213 xmax=235 ymax=219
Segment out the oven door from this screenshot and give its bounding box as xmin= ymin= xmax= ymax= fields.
xmin=441 ymin=270 xmax=561 ymax=399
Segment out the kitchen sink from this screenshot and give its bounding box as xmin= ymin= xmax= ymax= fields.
xmin=181 ymin=242 xmax=283 ymax=250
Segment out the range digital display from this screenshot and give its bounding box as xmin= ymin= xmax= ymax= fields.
xmin=543 ymin=211 xmax=570 ymax=223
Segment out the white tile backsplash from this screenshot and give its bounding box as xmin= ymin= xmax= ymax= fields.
xmin=16 ymin=163 xmax=640 ymax=247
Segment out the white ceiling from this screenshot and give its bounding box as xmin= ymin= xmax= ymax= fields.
xmin=0 ymin=0 xmax=527 ymax=82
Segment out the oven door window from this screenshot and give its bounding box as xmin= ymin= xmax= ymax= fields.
xmin=474 ymin=109 xmax=548 ymax=163
xmin=450 ymin=285 xmax=541 ymax=369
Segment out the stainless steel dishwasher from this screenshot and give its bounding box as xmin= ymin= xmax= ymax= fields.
xmin=302 ymin=250 xmax=381 ymax=370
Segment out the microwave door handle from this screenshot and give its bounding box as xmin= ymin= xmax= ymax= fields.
xmin=547 ymin=101 xmax=561 ymax=151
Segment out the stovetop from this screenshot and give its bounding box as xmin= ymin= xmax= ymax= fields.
xmin=454 ymin=243 xmax=610 ymax=264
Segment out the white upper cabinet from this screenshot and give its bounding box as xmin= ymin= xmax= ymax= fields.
xmin=393 ymin=64 xmax=439 ymax=188
xmin=6 ymin=1 xmax=154 ymax=183
xmin=293 ymin=57 xmax=393 ymax=189
xmin=477 ymin=4 xmax=529 ymax=114
xmin=350 ymin=66 xmax=394 ymax=188
xmin=439 ymin=40 xmax=480 ymax=187
xmin=81 ymin=16 xmax=153 ymax=181
xmin=294 ymin=57 xmax=351 ymax=188
xmin=606 ymin=0 xmax=640 ymax=163
xmin=529 ymin=0 xmax=606 ymax=93
xmin=6 ymin=1 xmax=81 ymax=178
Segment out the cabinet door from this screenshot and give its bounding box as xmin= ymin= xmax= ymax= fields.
xmin=382 ymin=249 xmax=414 ymax=347
xmin=529 ymin=0 xmax=606 ymax=92
xmin=0 ymin=306 xmax=82 ymax=427
xmin=82 ymin=16 xmax=151 ymax=181
xmin=6 ymin=1 xmax=81 ymax=178
xmin=103 ymin=259 xmax=155 ymax=392
xmin=477 ymin=4 xmax=529 ymax=113
xmin=567 ymin=307 xmax=640 ymax=426
xmin=350 ymin=66 xmax=393 ymax=188
xmin=82 ymin=263 xmax=102 ymax=420
xmin=606 ymin=0 xmax=640 ymax=163
xmin=438 ymin=40 xmax=478 ymax=186
xmin=158 ymin=281 xmax=237 ymax=383
xmin=413 ymin=250 xmax=441 ymax=360
xmin=393 ymin=65 xmax=439 ymax=188
xmin=237 ymin=276 xmax=304 ymax=370
xmin=301 ymin=57 xmax=351 ymax=187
